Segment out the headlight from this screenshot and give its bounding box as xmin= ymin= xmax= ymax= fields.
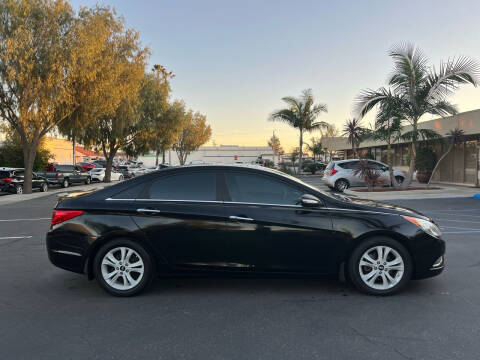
xmin=402 ymin=216 xmax=442 ymax=238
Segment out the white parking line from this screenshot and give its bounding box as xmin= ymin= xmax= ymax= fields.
xmin=0 ymin=236 xmax=33 ymax=240
xmin=0 ymin=218 xmax=50 ymax=222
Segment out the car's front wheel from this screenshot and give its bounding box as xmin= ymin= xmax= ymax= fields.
xmin=395 ymin=176 xmax=404 ymax=185
xmin=62 ymin=179 xmax=69 ymax=188
xmin=15 ymin=185 xmax=23 ymax=194
xmin=347 ymin=237 xmax=412 ymax=295
xmin=40 ymin=182 xmax=48 ymax=192
xmin=85 ymin=177 xmax=91 ymax=185
xmin=94 ymin=239 xmax=154 ymax=297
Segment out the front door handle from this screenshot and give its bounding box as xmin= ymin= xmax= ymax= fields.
xmin=137 ymin=208 xmax=161 ymax=214
xmin=229 ymin=215 xmax=254 ymax=222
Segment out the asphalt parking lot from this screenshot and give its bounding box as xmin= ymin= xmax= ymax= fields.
xmin=0 ymin=192 xmax=479 ymax=360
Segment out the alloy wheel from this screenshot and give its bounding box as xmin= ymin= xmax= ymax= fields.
xmin=42 ymin=183 xmax=48 ymax=192
xmin=101 ymin=247 xmax=145 ymax=291
xmin=335 ymin=179 xmax=348 ymax=191
xmin=358 ymin=246 xmax=405 ymax=290
xmin=16 ymin=185 xmax=23 ymax=194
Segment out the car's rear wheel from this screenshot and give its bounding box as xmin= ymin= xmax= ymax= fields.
xmin=347 ymin=237 xmax=412 ymax=296
xmin=334 ymin=179 xmax=349 ymax=192
xmin=395 ymin=176 xmax=404 ymax=185
xmin=94 ymin=239 xmax=154 ymax=297
xmin=40 ymin=182 xmax=48 ymax=192
xmin=85 ymin=176 xmax=91 ymax=185
xmin=62 ymin=179 xmax=69 ymax=188
xmin=119 ymin=175 xmax=124 ymax=181
xmin=15 ymin=185 xmax=23 ymax=194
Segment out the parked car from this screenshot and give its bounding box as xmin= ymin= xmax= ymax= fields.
xmin=77 ymin=162 xmax=96 ymax=171
xmin=115 ymin=165 xmax=137 ymax=179
xmin=89 ymin=168 xmax=124 ymax=182
xmin=323 ymin=159 xmax=405 ymax=191
xmin=92 ymin=160 xmax=107 ymax=168
xmin=37 ymin=164 xmax=91 ymax=188
xmin=46 ymin=164 xmax=444 ymax=297
xmin=0 ymin=167 xmax=49 ymax=194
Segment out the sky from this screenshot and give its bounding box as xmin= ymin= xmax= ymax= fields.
xmin=71 ymin=0 xmax=480 ymax=151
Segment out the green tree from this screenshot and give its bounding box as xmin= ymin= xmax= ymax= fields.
xmin=151 ymin=100 xmax=187 ymax=165
xmin=57 ymin=6 xmax=135 ymax=165
xmin=268 ymin=132 xmax=283 ymax=164
xmin=363 ymin=95 xmax=403 ymax=187
xmin=427 ymin=128 xmax=464 ymax=187
xmin=342 ymin=118 xmax=365 ymax=158
xmin=0 ymin=127 xmax=52 ymax=171
xmin=0 ymin=0 xmax=89 ymax=193
xmin=269 ymin=89 xmax=328 ymax=173
xmin=306 ymin=137 xmax=323 ymax=162
xmin=173 ymin=110 xmax=212 ymax=165
xmin=356 ymin=43 xmax=478 ymax=187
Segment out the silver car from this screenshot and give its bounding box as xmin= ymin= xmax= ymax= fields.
xmin=323 ymin=159 xmax=405 ymax=191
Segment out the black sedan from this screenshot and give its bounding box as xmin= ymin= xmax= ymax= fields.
xmin=46 ymin=164 xmax=445 ymax=296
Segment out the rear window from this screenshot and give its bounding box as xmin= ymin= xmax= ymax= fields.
xmin=0 ymin=171 xmax=11 ymax=178
xmin=56 ymin=165 xmax=74 ymax=172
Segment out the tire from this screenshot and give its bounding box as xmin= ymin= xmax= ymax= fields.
xmin=40 ymin=182 xmax=48 ymax=192
xmin=85 ymin=176 xmax=91 ymax=185
xmin=94 ymin=239 xmax=154 ymax=297
xmin=334 ymin=179 xmax=349 ymax=192
xmin=395 ymin=176 xmax=404 ymax=185
xmin=62 ymin=178 xmax=69 ymax=188
xmin=15 ymin=185 xmax=23 ymax=195
xmin=119 ymin=175 xmax=124 ymax=181
xmin=347 ymin=237 xmax=412 ymax=296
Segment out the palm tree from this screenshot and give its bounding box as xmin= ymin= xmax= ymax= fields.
xmin=270 ymin=89 xmax=328 ymax=173
xmin=306 ymin=137 xmax=323 ymax=162
xmin=356 ymin=43 xmax=478 ymax=187
xmin=342 ymin=118 xmax=364 ymax=158
xmin=427 ymin=128 xmax=464 ymax=187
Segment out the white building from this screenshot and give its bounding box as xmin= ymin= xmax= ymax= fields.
xmin=139 ymin=145 xmax=275 ymax=167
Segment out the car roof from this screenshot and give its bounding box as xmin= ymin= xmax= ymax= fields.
xmin=0 ymin=167 xmax=23 ymax=171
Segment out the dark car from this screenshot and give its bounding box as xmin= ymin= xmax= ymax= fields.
xmin=46 ymin=164 xmax=445 ymax=297
xmin=0 ymin=168 xmax=49 ymax=194
xmin=37 ymin=164 xmax=91 ymax=188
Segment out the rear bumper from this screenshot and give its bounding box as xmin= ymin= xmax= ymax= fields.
xmin=46 ymin=230 xmax=90 ymax=274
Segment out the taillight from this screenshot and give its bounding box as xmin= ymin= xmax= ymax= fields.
xmin=56 ymin=172 xmax=59 ymax=179
xmin=330 ymin=167 xmax=338 ymax=176
xmin=51 ymin=210 xmax=84 ymax=226
xmin=0 ymin=177 xmax=13 ymax=183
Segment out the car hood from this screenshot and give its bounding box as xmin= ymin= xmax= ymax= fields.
xmin=327 ymin=193 xmax=430 ymax=220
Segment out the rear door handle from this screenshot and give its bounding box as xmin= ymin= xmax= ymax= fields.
xmin=137 ymin=208 xmax=161 ymax=214
xmin=229 ymin=215 xmax=254 ymax=222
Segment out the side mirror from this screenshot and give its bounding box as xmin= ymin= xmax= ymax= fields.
xmin=300 ymin=194 xmax=322 ymax=208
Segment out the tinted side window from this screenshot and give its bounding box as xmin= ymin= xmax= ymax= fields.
xmin=147 ymin=172 xmax=216 ymax=201
xmin=368 ymin=161 xmax=386 ymax=170
xmin=225 ymin=172 xmax=303 ymax=205
xmin=341 ymin=161 xmax=359 ymax=170
xmin=111 ymin=182 xmax=146 ymax=199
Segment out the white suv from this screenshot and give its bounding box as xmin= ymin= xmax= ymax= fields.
xmin=323 ymin=159 xmax=405 ymax=191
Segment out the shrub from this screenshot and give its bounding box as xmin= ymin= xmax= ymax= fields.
xmin=279 ymin=163 xmax=293 ymax=175
xmin=263 ymin=159 xmax=274 ymax=168
xmin=0 ymin=139 xmax=53 ymax=171
xmin=353 ymin=159 xmax=384 ymax=191
xmin=304 ymin=162 xmax=318 ymax=175
xmin=415 ymin=146 xmax=436 ymax=174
